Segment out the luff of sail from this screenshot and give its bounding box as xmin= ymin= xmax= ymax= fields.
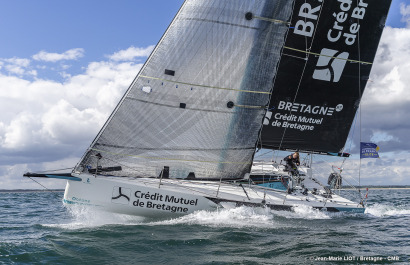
xmin=75 ymin=0 xmax=294 ymax=179
xmin=260 ymin=0 xmax=392 ymax=154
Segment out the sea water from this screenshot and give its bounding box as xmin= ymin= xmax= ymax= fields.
xmin=0 ymin=189 xmax=409 ymax=264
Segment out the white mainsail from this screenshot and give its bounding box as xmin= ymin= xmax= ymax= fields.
xmin=75 ymin=0 xmax=294 ymax=179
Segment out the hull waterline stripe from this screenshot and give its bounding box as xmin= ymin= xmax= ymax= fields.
xmin=206 ymin=197 xmax=365 ymax=213
xmin=283 ymin=46 xmax=373 ymax=65
xmin=139 ymin=75 xmax=272 ymax=95
xmin=45 ymin=175 xmax=82 ymax=181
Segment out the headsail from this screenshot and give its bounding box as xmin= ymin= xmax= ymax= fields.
xmin=75 ymin=0 xmax=294 ymax=179
xmin=260 ymin=0 xmax=392 ymax=154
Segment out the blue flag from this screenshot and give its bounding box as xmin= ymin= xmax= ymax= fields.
xmin=360 ymin=142 xmax=380 ymax=159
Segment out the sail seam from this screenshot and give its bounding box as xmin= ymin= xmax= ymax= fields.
xmin=253 ymin=15 xmax=290 ymax=25
xmin=235 ymin=104 xmax=265 ymax=109
xmin=181 ymin=17 xmax=259 ymax=30
xmin=283 ymin=46 xmax=372 ymax=65
xmin=95 ymin=143 xmax=254 ymax=151
xmin=90 ymin=148 xmax=253 ymax=165
xmin=282 ymin=53 xmax=307 ymax=61
xmin=126 ymin=97 xmax=264 ymax=111
xmin=139 ymin=75 xmax=272 ymax=94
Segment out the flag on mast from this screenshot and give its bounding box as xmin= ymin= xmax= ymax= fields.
xmin=360 ymin=142 xmax=380 ymax=159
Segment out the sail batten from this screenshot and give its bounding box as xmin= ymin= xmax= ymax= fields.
xmin=76 ymin=0 xmax=295 ymax=179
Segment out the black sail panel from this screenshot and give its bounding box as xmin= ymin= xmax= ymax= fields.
xmin=260 ymin=0 xmax=392 ymax=153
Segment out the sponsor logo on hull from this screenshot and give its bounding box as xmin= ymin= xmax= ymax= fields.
xmin=111 ymin=186 xmax=131 ymax=205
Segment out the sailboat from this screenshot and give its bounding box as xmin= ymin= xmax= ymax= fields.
xmin=25 ymin=0 xmax=392 ymax=217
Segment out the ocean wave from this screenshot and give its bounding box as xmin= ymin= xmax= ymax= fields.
xmin=42 ymin=204 xmax=364 ymax=230
xmin=42 ymin=205 xmax=145 ymax=229
xmin=148 ymin=206 xmax=276 ymax=228
xmin=365 ymin=203 xmax=410 ymax=217
xmin=148 ymin=205 xmax=333 ymax=228
xmin=280 ymin=204 xmax=332 ymax=220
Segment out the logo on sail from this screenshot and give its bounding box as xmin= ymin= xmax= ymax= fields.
xmin=263 ymin=111 xmax=273 ymax=125
xmin=111 ymin=186 xmax=131 ymax=205
xmin=313 ymin=48 xmax=349 ymax=83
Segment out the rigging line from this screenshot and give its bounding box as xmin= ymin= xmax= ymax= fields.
xmin=126 ymin=97 xmax=233 ymax=114
xmin=338 ymin=175 xmax=362 ymax=193
xmin=282 ymin=53 xmax=307 ymax=61
xmin=270 ymin=149 xmax=278 ymax=163
xmin=355 ymin=0 xmax=363 ymax=195
xmin=128 ymin=97 xmax=265 ymax=110
xmin=253 ymin=15 xmax=290 ymax=25
xmin=340 ymin=112 xmax=359 ymax=168
xmin=166 ymin=179 xmax=221 ymax=198
xmin=28 ymin=177 xmax=60 ymax=195
xmin=257 ymin=1 xmax=296 ymax=161
xmin=304 ymin=0 xmax=308 ymax=59
xmin=95 ymin=143 xmax=254 ymax=151
xmin=97 ymin=153 xmax=252 ymax=177
xmin=275 ymin=0 xmax=325 ymax=163
xmin=313 ymin=154 xmax=361 ymax=186
xmin=181 ymin=17 xmax=259 ymax=30
xmin=235 ymin=104 xmax=266 ymax=109
xmin=90 ymin=146 xmax=254 ymax=178
xmin=139 ymin=75 xmax=272 ymax=95
xmin=89 ymin=153 xmax=261 ymax=179
xmin=91 ymin=148 xmax=259 ymax=178
xmin=306 ymin=0 xmax=323 ymax=52
xmin=283 ymin=46 xmax=372 ymax=65
xmin=94 ymin=155 xmax=150 ymax=177
xmin=255 ymin=149 xmax=274 ymax=159
xmin=90 ymin=148 xmax=252 ymax=165
xmin=127 ymin=97 xmax=264 ymax=113
xmin=32 ymin=167 xmax=74 ymax=174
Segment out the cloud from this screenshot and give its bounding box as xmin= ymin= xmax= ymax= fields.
xmin=356 ymin=26 xmax=410 ymax=154
xmin=1 ymin=157 xmax=80 ymax=190
xmin=108 ymin=45 xmax=155 ymax=61
xmin=3 ymin=57 xmax=30 ymax=67
xmin=0 ymin=45 xmax=155 ymax=188
xmin=32 ymin=48 xmax=85 ymax=62
xmin=0 ymin=64 xmax=135 ymax=152
xmin=338 ymin=152 xmax=410 ymax=186
xmin=0 ymin=57 xmax=34 ymax=76
xmin=400 ymin=3 xmax=410 ymax=28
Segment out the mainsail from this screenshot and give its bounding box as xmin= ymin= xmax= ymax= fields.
xmin=75 ymin=0 xmax=294 ymax=179
xmin=260 ymin=0 xmax=392 ymax=154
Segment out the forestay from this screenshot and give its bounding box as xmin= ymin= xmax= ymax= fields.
xmin=75 ymin=0 xmax=294 ymax=179
xmin=260 ymin=0 xmax=392 ymax=154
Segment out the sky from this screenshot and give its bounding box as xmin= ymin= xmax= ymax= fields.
xmin=0 ymin=0 xmax=409 ymax=189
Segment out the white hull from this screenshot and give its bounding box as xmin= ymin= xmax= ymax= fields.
xmin=63 ymin=173 xmax=365 ymax=218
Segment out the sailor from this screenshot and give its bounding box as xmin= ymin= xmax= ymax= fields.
xmin=284 ymin=152 xmax=300 ymax=175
